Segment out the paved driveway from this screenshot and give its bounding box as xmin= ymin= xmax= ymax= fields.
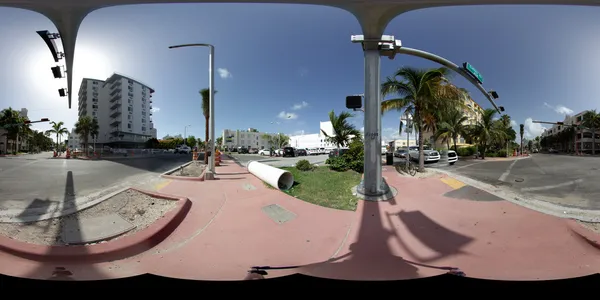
xmin=439 ymin=154 xmax=600 ymax=210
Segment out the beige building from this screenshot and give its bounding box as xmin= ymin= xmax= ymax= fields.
xmin=0 ymin=108 xmax=29 ymax=154
xmin=423 ymin=97 xmax=484 ymax=149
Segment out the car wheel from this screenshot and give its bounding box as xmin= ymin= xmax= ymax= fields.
xmin=449 ymin=162 xmax=455 ymax=165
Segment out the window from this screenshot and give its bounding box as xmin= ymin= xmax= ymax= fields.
xmin=128 ymin=115 xmax=132 ymax=120
xmin=128 ymin=107 xmax=133 ymax=112
xmin=93 ymin=81 xmax=98 ymax=85
xmin=142 ymin=119 xmax=146 ymax=123
xmin=127 ymin=123 xmax=131 ymax=129
xmin=128 ymin=80 xmax=133 ymax=85
xmin=142 ymin=127 xmax=146 ymax=131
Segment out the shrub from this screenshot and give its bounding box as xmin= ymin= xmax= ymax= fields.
xmin=497 ymin=149 xmax=508 ymax=157
xmin=295 ymin=159 xmax=314 ymax=171
xmin=456 ymin=146 xmax=477 ymax=157
xmin=326 ymin=156 xmax=350 ymax=172
xmin=326 ymin=139 xmax=365 ymax=173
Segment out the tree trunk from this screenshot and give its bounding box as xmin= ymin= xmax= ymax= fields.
xmin=418 ymin=124 xmax=425 ymax=172
xmin=453 ymin=137 xmax=458 ymax=152
xmin=204 ymin=116 xmax=209 ymax=164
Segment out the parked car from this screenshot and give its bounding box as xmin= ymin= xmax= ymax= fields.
xmin=175 ymin=145 xmax=191 ymax=154
xmin=237 ymin=147 xmax=249 ymax=154
xmin=258 ymin=149 xmax=271 ymax=156
xmin=328 ymin=148 xmax=349 ymax=158
xmin=408 ymin=146 xmax=440 ymax=162
xmin=394 ymin=149 xmax=407 ymax=158
xmin=447 ymin=150 xmax=458 ymax=165
xmin=249 ymin=148 xmax=259 ymax=154
xmin=283 ymin=147 xmax=296 ymax=157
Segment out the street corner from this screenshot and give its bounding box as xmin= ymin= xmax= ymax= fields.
xmin=440 ymin=175 xmax=504 ymax=202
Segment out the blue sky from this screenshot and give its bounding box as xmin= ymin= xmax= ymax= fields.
xmin=1 ymin=4 xmax=599 ymax=143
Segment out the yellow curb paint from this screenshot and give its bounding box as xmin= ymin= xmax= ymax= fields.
xmin=440 ymin=177 xmax=466 ymax=190
xmin=155 ymin=179 xmax=172 ymax=191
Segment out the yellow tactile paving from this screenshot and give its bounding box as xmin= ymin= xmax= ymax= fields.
xmin=440 ymin=177 xmax=466 ymax=190
xmin=154 ymin=179 xmax=173 ymax=191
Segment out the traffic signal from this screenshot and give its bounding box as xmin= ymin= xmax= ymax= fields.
xmin=58 ymin=88 xmax=67 ymax=97
xmin=51 ymin=66 xmax=62 ymax=78
xmin=557 ymin=122 xmax=564 ymax=125
xmin=40 ymin=118 xmax=49 ymax=122
xmin=24 ymin=120 xmax=31 ymax=124
xmin=346 ymin=95 xmax=362 ymax=109
xmin=36 ymin=30 xmax=63 ymax=63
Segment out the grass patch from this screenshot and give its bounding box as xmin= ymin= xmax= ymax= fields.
xmin=280 ymin=166 xmax=361 ymax=211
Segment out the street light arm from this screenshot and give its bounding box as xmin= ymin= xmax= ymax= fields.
xmin=395 ymin=47 xmax=502 ymax=114
xmin=169 ymin=44 xmax=213 ymax=49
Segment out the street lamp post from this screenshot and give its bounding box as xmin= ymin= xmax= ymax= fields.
xmin=169 ymin=43 xmax=216 ymax=180
xmin=184 ymin=124 xmax=191 ymax=144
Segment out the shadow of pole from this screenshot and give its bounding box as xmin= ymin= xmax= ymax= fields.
xmin=20 ymin=171 xmax=108 ymax=281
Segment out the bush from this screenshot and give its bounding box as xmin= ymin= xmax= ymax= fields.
xmin=497 ymin=149 xmax=508 ymax=157
xmin=326 ymin=156 xmax=350 ymax=172
xmin=456 ymin=146 xmax=477 ymax=157
xmin=485 ymin=151 xmax=498 ymax=157
xmin=295 ymin=159 xmax=314 ymax=171
xmin=325 ymin=140 xmax=365 ymax=173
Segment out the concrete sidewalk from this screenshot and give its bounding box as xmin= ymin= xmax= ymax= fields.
xmin=0 ymin=158 xmax=598 ymax=281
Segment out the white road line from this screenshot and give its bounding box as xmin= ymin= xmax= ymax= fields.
xmin=454 ymin=160 xmax=490 ymax=170
xmin=499 ymin=159 xmax=519 ymax=182
xmin=521 ymin=179 xmax=584 ymax=192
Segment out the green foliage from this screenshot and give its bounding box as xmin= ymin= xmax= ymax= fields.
xmin=295 ymin=159 xmax=314 ymax=171
xmin=456 ymin=146 xmax=477 ymax=157
xmin=497 ymin=149 xmax=508 ymax=157
xmin=325 ymin=139 xmax=365 ymax=173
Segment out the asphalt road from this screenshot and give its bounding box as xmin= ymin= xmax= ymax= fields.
xmin=439 ymin=154 xmax=600 ymax=210
xmin=0 ymin=152 xmax=193 ymax=211
xmin=229 ymin=153 xmax=329 ymax=167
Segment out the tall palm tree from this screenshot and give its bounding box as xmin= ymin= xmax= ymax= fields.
xmin=74 ymin=115 xmax=94 ymax=155
xmin=45 ymin=121 xmax=69 ymax=152
xmin=434 ymin=109 xmax=468 ymax=152
xmin=582 ymin=109 xmax=600 ymax=155
xmin=199 ymin=88 xmax=217 ymax=164
xmin=468 ymin=108 xmax=507 ymax=159
xmin=519 ymin=124 xmax=524 ymax=154
xmin=381 ymin=66 xmax=463 ymax=172
xmin=321 ymin=110 xmax=361 ymax=151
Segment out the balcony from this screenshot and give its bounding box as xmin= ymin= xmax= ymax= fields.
xmin=109 ymin=100 xmax=121 ymax=110
xmin=110 ymin=93 xmax=121 ymax=102
xmin=110 ymin=80 xmax=121 ymax=90
xmin=110 ymin=86 xmax=122 ymax=96
xmin=110 ymin=118 xmax=121 ymax=126
xmin=109 ymin=108 xmax=122 ymax=118
xmin=110 ymin=127 xmax=122 ymax=135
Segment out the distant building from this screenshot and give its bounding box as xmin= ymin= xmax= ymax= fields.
xmin=66 ymin=129 xmax=82 ymax=150
xmin=423 ymin=96 xmax=484 ymax=149
xmin=0 ymin=107 xmax=29 ymax=154
xmin=288 ymin=121 xmax=351 ymax=149
xmin=541 ymin=110 xmax=598 ymax=153
xmin=221 ymin=128 xmax=273 ymax=150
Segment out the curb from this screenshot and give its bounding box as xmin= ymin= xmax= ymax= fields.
xmin=566 ymin=219 xmax=600 ymax=250
xmin=0 ymin=187 xmax=192 ymax=263
xmin=160 ymin=161 xmax=205 ymax=181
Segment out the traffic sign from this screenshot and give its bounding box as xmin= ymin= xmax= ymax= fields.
xmin=463 ymin=62 xmax=484 ymax=84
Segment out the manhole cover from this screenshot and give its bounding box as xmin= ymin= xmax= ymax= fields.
xmin=515 ymin=178 xmax=524 ymax=182
xmin=261 ymin=204 xmax=296 ymax=224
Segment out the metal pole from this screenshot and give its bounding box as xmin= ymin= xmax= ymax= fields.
xmin=208 ymin=45 xmax=216 ymax=174
xmin=357 ymin=48 xmax=389 ymax=197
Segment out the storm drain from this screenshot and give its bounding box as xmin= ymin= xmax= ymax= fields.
xmin=261 ymin=204 xmax=297 ymax=224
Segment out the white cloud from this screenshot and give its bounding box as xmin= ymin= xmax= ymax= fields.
xmin=510 ymin=120 xmax=517 ymax=127
xmin=217 ymin=68 xmax=232 ymax=79
xmin=277 ymin=111 xmax=298 ymax=120
xmin=290 ymin=130 xmax=307 ymax=136
xmin=543 ymin=102 xmax=573 ymax=115
xmin=298 ymin=67 xmax=309 ymax=77
xmin=291 ymin=101 xmax=309 ymax=110
xmin=151 ymin=107 xmax=160 ymax=113
xmin=523 ymin=117 xmax=547 ymax=139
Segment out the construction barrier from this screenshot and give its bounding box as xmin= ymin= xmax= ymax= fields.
xmin=192 ymin=151 xmax=199 ymax=161
xmin=215 ymin=150 xmax=221 ymax=166
xmin=66 ymin=148 xmax=71 ymax=159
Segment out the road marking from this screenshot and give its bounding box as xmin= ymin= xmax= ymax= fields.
xmin=441 ymin=177 xmax=466 ymax=190
xmin=154 ymin=179 xmax=172 ymax=191
xmin=499 ymin=159 xmax=519 ymax=182
xmin=454 ymin=160 xmax=489 ymax=170
xmin=521 ymin=179 xmax=584 ymax=192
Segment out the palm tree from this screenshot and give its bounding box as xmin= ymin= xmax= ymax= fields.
xmin=45 ymin=121 xmax=69 ymax=152
xmin=434 ymin=109 xmax=468 ymax=152
xmin=74 ymin=115 xmax=94 ymax=155
xmin=519 ymin=124 xmax=524 ymax=154
xmin=200 ymin=88 xmax=217 ymax=164
xmin=468 ymin=108 xmax=508 ymax=159
xmin=321 ymin=110 xmax=361 ymax=151
xmin=582 ymin=109 xmax=600 ymax=155
xmin=262 ymin=133 xmax=290 ymax=149
xmin=381 ymin=66 xmax=464 ymax=172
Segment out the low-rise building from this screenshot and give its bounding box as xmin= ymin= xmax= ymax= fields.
xmin=541 ymin=110 xmax=599 ymax=153
xmin=288 ymin=121 xmax=349 ymax=150
xmin=423 ymin=96 xmax=484 ymax=149
xmin=222 ymin=128 xmax=273 ymax=150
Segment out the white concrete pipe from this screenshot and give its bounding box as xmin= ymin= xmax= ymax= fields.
xmin=247 ymin=161 xmax=294 ymax=190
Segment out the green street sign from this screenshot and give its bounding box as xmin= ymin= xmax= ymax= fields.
xmin=463 ymin=62 xmax=484 ymax=84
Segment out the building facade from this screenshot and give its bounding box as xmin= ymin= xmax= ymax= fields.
xmin=66 ymin=128 xmax=82 ymax=150
xmin=222 ymin=128 xmax=273 ymax=150
xmin=0 ymin=108 xmax=29 ymax=154
xmin=541 ymin=110 xmax=599 ymax=153
xmin=288 ymin=121 xmax=344 ymax=149
xmin=76 ymin=74 xmax=156 ymax=149
xmin=423 ymin=96 xmax=484 ymax=149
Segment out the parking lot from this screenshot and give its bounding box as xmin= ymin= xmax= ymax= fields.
xmin=228 ymin=153 xmax=330 ymax=167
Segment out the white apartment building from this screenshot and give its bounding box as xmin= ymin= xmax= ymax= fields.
xmin=541 ymin=110 xmax=599 ymax=153
xmin=77 ymin=74 xmax=156 ymax=148
xmin=66 ymin=128 xmax=82 ymax=150
xmin=222 ymin=128 xmax=274 ymax=150
xmin=288 ymin=121 xmax=343 ymax=149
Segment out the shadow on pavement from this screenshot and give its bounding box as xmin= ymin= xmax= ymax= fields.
xmin=98 ymin=154 xmax=196 ymax=173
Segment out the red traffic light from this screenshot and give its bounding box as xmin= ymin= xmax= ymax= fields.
xmin=40 ymin=118 xmax=49 ymax=122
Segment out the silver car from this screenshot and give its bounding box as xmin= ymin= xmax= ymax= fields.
xmin=408 ymin=146 xmax=440 ymax=162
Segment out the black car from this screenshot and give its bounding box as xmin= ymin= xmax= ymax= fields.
xmin=328 ymin=148 xmax=349 ymax=158
xmin=283 ymin=147 xmax=296 ymax=157
xmin=296 ymin=149 xmax=307 ymax=156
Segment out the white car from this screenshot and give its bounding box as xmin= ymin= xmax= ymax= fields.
xmin=408 ymin=146 xmax=440 ymax=162
xmin=447 ymin=150 xmax=458 ymax=165
xmin=176 ymin=145 xmax=191 ymax=154
xmin=258 ymin=149 xmax=271 ymax=156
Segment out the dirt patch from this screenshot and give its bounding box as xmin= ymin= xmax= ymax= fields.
xmin=171 ymin=161 xmax=206 ymax=177
xmin=0 ymin=190 xmax=178 ymax=246
xmin=577 ymin=221 xmax=600 ymax=234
